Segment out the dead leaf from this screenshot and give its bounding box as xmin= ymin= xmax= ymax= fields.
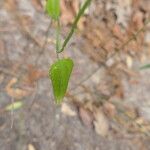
xmin=61 ymin=103 xmax=76 ymax=116
xmin=93 ymin=108 xmax=109 ymax=136
xmin=84 ymin=101 xmax=94 ymax=112
xmin=60 ymin=0 xmax=79 ymax=25
xmin=31 ymin=0 xmax=42 ymax=11
xmin=112 ymin=24 xmax=125 ymax=41
xmin=135 ymin=117 xmax=145 ymax=125
xmin=132 ymin=11 xmax=144 ymax=30
xmin=126 ymin=55 xmax=133 ymax=68
xmin=103 ymin=102 xmax=116 ymax=117
xmin=28 ymin=144 xmax=36 ymax=150
xmin=19 ymin=15 xmax=33 ymax=28
xmin=5 ymin=78 xmax=29 ymax=99
xmin=5 ymin=101 xmax=23 ymax=111
xmin=77 ymin=16 xmax=86 ymax=31
xmin=4 ymin=0 xmax=17 ymax=11
xmin=23 ymin=65 xmax=47 ymax=86
xmin=79 ymin=106 xmax=94 ymax=128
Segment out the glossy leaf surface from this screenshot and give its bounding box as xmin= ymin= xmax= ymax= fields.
xmin=46 ymin=0 xmax=60 ymax=20
xmin=49 ymin=58 xmax=74 ymax=104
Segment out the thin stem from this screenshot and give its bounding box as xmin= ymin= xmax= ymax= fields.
xmin=10 ymin=98 xmax=14 ymax=129
xmin=56 ymin=51 xmax=60 ymax=59
xmin=120 ymin=19 xmax=150 ymax=50
xmin=59 ymin=0 xmax=91 ymax=53
xmin=34 ymin=21 xmax=52 ymax=65
xmin=56 ymin=19 xmax=61 ymax=53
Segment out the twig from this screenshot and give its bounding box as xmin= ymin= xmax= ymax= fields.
xmin=34 ymin=21 xmax=52 ymax=65
xmin=28 ymin=82 xmax=38 ymax=111
xmin=119 ymin=19 xmax=150 ymax=50
xmin=28 ymin=21 xmax=53 ymax=110
xmin=69 ymin=66 xmax=101 ymax=92
xmin=10 ymin=98 xmax=14 ymax=129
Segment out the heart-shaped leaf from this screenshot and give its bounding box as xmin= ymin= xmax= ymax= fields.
xmin=49 ymin=58 xmax=74 ymax=104
xmin=45 ymin=0 xmax=60 ymax=20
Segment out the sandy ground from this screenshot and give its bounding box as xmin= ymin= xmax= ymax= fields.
xmin=0 ymin=0 xmax=150 ymax=150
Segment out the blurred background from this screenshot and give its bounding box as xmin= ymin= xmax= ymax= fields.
xmin=0 ymin=0 xmax=150 ymax=149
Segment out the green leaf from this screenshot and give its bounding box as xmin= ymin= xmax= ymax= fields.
xmin=49 ymin=58 xmax=74 ymax=104
xmin=45 ymin=0 xmax=60 ymax=20
xmin=5 ymin=101 xmax=23 ymax=111
xmin=140 ymin=64 xmax=150 ymax=70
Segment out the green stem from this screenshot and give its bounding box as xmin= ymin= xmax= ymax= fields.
xmin=56 ymin=19 xmax=61 ymax=52
xmin=59 ymin=0 xmax=91 ymax=53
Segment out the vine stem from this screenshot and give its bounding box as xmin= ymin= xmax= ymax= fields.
xmin=59 ymin=0 xmax=91 ymax=53
xmin=56 ymin=19 xmax=61 ymax=59
xmin=119 ymin=19 xmax=150 ymax=50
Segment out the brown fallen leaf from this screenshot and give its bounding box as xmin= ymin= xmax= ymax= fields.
xmin=112 ymin=24 xmax=125 ymax=41
xmin=4 ymin=0 xmax=17 ymax=11
xmin=93 ymin=108 xmax=109 ymax=136
xmin=19 ymin=15 xmax=33 ymax=28
xmin=103 ymin=102 xmax=116 ymax=117
xmin=132 ymin=10 xmax=144 ymax=30
xmin=84 ymin=101 xmax=94 ymax=112
xmin=5 ymin=78 xmax=29 ymax=99
xmin=79 ymin=106 xmax=94 ymax=128
xmin=23 ymin=65 xmax=47 ymax=86
xmin=31 ymin=0 xmax=43 ymax=11
xmin=77 ymin=16 xmax=86 ymax=31
xmin=60 ymin=0 xmax=79 ymax=25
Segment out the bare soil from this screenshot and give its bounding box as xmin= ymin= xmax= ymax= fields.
xmin=0 ymin=0 xmax=150 ymax=150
